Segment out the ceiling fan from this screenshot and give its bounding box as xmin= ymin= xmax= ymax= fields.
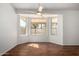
xmin=36 ymin=4 xmax=43 ymax=16
xmin=23 ymin=4 xmax=44 ymax=16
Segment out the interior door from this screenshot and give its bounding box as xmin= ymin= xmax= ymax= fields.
xmin=29 ymin=18 xmax=49 ymax=42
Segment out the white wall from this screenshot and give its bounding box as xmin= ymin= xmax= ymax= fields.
xmin=63 ymin=10 xmax=79 ymax=45
xmin=18 ymin=35 xmax=29 ymax=44
xmin=0 ymin=4 xmax=17 ymax=55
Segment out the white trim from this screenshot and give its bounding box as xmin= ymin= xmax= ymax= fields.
xmin=0 ymin=44 xmax=17 ymax=56
xmin=50 ymin=41 xmax=63 ymax=45
xmin=17 ymin=14 xmax=60 ymax=18
xmin=63 ymin=44 xmax=79 ymax=46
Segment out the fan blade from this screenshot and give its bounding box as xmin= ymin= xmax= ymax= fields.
xmin=23 ymin=10 xmax=36 ymax=14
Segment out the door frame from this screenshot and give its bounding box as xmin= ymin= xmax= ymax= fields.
xmin=28 ymin=17 xmax=49 ymax=42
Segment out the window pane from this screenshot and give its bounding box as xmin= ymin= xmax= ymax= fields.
xmin=31 ymin=19 xmax=47 ymax=35
xmin=42 ymin=24 xmax=46 ymax=29
xmin=20 ymin=19 xmax=26 ymax=27
xmin=37 ymin=24 xmax=41 ymax=29
xmin=51 ymin=17 xmax=57 ymax=35
xmin=19 ymin=16 xmax=27 ymax=34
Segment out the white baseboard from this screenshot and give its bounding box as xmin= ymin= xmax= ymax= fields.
xmin=63 ymin=44 xmax=79 ymax=46
xmin=0 ymin=44 xmax=17 ymax=56
xmin=50 ymin=41 xmax=63 ymax=45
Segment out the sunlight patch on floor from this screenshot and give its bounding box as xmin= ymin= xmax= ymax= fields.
xmin=27 ymin=43 xmax=39 ymax=48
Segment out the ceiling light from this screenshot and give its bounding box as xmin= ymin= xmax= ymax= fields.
xmin=37 ymin=12 xmax=41 ymax=16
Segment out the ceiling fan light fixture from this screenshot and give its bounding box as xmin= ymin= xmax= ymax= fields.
xmin=37 ymin=12 xmax=41 ymax=16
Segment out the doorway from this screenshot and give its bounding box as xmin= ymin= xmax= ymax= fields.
xmin=29 ymin=18 xmax=49 ymax=42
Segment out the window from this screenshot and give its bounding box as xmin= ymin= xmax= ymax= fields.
xmin=31 ymin=19 xmax=47 ymax=35
xmin=51 ymin=16 xmax=57 ymax=35
xmin=19 ymin=16 xmax=27 ymax=35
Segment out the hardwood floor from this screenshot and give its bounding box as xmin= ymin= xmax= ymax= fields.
xmin=2 ymin=42 xmax=79 ymax=56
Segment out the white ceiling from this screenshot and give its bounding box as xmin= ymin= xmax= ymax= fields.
xmin=12 ymin=3 xmax=79 ymax=10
